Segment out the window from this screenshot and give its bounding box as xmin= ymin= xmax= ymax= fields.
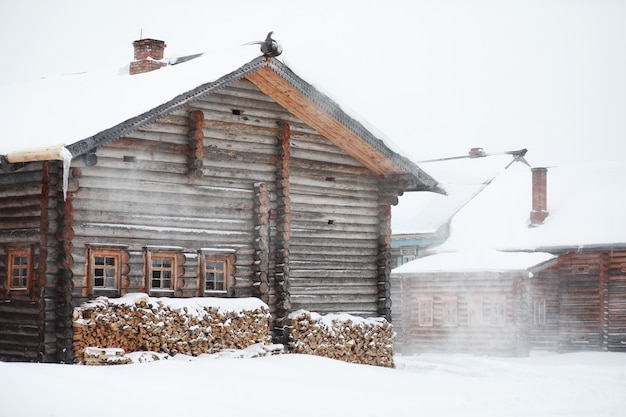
xmin=147 ymin=252 xmax=177 ymax=293
xmin=442 ymin=296 xmax=458 ymax=327
xmin=401 ymin=248 xmax=417 ymax=265
xmin=417 ymin=297 xmax=434 ymax=326
xmin=204 ymin=259 xmax=226 ymax=292
xmin=200 ymin=251 xmax=234 ymax=295
xmin=490 ymin=296 xmax=507 ymax=327
xmin=89 ymin=249 xmax=121 ymax=292
xmin=533 ymin=297 xmax=547 ymax=326
xmin=7 ymin=247 xmax=32 ymax=294
xmin=467 ymin=296 xmax=483 ymax=326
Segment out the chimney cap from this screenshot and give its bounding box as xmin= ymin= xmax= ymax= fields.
xmin=133 ymin=38 xmax=167 ymax=46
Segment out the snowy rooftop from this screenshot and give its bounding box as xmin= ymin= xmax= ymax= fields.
xmin=437 ymin=161 xmax=626 ymax=252
xmin=0 ymin=46 xmax=258 ymax=156
xmin=393 ymin=250 xmax=555 ymax=275
xmin=391 ymin=153 xmax=522 ymax=234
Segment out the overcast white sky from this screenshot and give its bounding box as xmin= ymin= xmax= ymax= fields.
xmin=1 ymin=0 xmax=624 ymax=167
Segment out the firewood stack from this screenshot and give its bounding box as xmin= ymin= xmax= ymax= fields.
xmin=72 ymin=294 xmax=272 ymax=363
xmin=288 ymin=310 xmax=395 ymax=368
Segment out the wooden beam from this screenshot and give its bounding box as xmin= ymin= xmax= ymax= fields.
xmin=246 ymin=67 xmax=402 ymax=175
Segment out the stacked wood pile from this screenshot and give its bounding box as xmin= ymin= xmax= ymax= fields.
xmin=72 ymin=293 xmax=272 ymax=363
xmin=83 ymin=347 xmax=131 ymax=365
xmin=288 ymin=310 xmax=395 ymax=368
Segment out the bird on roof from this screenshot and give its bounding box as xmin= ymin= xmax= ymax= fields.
xmin=245 ymin=31 xmax=283 ymax=57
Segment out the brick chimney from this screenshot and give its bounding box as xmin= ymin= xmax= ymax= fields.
xmin=129 ymin=39 xmax=167 ymax=75
xmin=530 ymin=167 xmax=549 ymax=225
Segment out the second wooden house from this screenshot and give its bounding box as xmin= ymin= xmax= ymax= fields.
xmin=392 ymin=162 xmax=626 ymax=355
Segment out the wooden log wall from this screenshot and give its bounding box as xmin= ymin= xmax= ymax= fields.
xmin=65 ymin=78 xmax=393 ymax=327
xmin=288 ymin=123 xmax=382 ymax=317
xmin=397 ymin=272 xmax=522 ymax=356
xmin=527 ymin=268 xmax=560 ymax=352
xmin=0 ymin=162 xmax=44 ymax=361
xmin=553 ymin=251 xmax=604 ymax=351
xmin=607 ymin=249 xmax=626 ymax=351
xmin=272 ymin=121 xmax=291 ymax=343
xmin=390 ymin=272 xmax=404 ymax=352
xmin=377 ymin=188 xmax=398 ymax=321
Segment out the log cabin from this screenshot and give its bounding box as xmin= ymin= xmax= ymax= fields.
xmin=0 ymin=39 xmax=442 ymax=362
xmin=392 ymin=162 xmax=626 ymax=355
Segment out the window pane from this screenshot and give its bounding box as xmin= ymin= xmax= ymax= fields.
xmin=95 ymin=256 xmax=105 ymax=266
xmin=214 ymin=273 xmax=224 ymax=290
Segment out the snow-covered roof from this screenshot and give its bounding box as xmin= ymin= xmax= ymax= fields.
xmin=0 ymin=44 xmax=440 ymax=192
xmin=393 ymin=250 xmax=555 ymax=275
xmin=0 ymin=47 xmax=257 ymax=155
xmin=392 ymin=153 xmax=522 ymax=234
xmin=437 ymin=161 xmax=626 ymax=252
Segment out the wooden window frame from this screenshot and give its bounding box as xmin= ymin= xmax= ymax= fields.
xmin=6 ymin=247 xmax=33 ymax=297
xmin=442 ymin=296 xmax=458 ymax=327
xmin=146 ymin=250 xmax=178 ymax=295
xmin=467 ymin=296 xmax=483 ymax=326
xmin=88 ymin=248 xmax=122 ymax=294
xmin=417 ymin=297 xmax=434 ymax=327
xmin=533 ymin=297 xmax=547 ymax=326
xmin=489 ymin=295 xmax=507 ymax=327
xmin=199 ymin=250 xmax=234 ymax=296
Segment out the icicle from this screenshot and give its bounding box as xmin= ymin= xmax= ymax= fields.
xmin=59 ymin=147 xmax=72 ymax=201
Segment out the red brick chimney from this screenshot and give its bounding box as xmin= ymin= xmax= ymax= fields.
xmin=129 ymin=39 xmax=167 ymax=75
xmin=530 ymin=167 xmax=549 ymax=225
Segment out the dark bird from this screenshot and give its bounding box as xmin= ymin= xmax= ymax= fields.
xmin=246 ymin=31 xmax=283 ymax=57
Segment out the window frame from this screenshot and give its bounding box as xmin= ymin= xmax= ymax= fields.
xmin=467 ymin=295 xmax=483 ymax=326
xmin=146 ymin=250 xmax=178 ymax=295
xmin=417 ymin=296 xmax=434 ymax=327
xmin=6 ymin=246 xmax=33 ymax=296
xmin=533 ymin=296 xmax=547 ymax=326
xmin=199 ymin=250 xmax=235 ymax=296
xmin=441 ymin=296 xmax=458 ymax=327
xmin=489 ymin=295 xmax=507 ymax=327
xmin=88 ymin=248 xmax=122 ymax=294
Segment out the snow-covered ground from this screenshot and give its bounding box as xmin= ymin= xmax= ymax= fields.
xmin=2 ymin=350 xmax=625 ymax=417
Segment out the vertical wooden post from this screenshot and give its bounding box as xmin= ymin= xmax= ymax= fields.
xmin=599 ymin=251 xmax=609 ymax=351
xmin=377 ymin=181 xmax=398 ymax=321
xmin=273 ymin=121 xmax=291 ymax=344
xmin=187 ymin=110 xmax=205 ymax=179
xmin=56 ymin=160 xmax=75 ymax=363
xmin=253 ymin=182 xmax=270 ymax=303
xmin=37 ymin=162 xmax=51 ymax=360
